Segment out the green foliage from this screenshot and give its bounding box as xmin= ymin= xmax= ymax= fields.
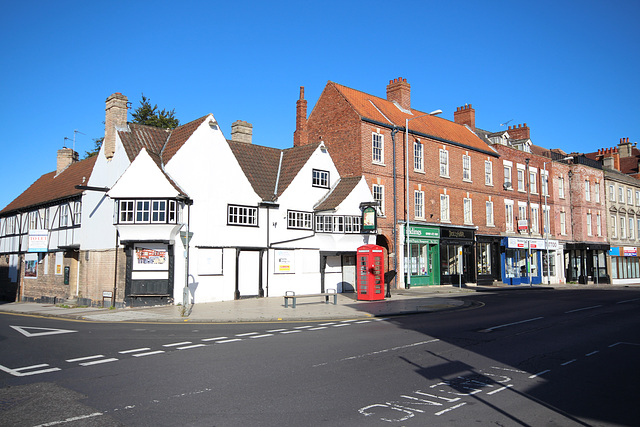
xmin=84 ymin=136 xmax=103 ymax=159
xmin=131 ymin=94 xmax=180 ymax=129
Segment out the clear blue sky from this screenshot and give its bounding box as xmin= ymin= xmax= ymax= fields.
xmin=1 ymin=0 xmax=638 ymax=210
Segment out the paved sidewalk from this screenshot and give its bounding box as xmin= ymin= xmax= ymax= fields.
xmin=0 ymin=282 xmax=625 ymax=323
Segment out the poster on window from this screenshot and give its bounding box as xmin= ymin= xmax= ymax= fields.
xmin=28 ymin=229 xmax=48 ymax=252
xmin=134 ymin=244 xmax=168 ymax=271
xmin=275 ymin=250 xmax=295 ymax=274
xmin=25 ymin=258 xmax=38 ymax=278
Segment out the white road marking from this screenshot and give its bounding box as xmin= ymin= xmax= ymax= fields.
xmin=561 ymin=359 xmax=576 ymax=366
xmin=333 ymin=324 xmax=349 ymax=327
xmin=435 ymin=402 xmax=467 ymax=416
xmin=163 ymin=341 xmax=192 ymax=347
xmin=315 ymin=339 xmax=440 ymax=367
xmin=586 ymin=350 xmax=599 ymax=356
xmin=201 ymin=336 xmax=228 ymax=342
xmin=66 ymin=355 xmax=104 ymax=363
xmin=80 ymin=358 xmax=118 ymax=366
xmin=355 ymin=320 xmax=371 ymax=324
xmin=33 ymin=412 xmax=103 ymax=426
xmin=318 ymin=322 xmax=336 ymax=326
xmin=280 ymin=330 xmax=301 ymax=334
xmin=235 ymin=332 xmax=258 ymax=337
xmin=293 ymin=325 xmax=312 ymax=329
xmin=0 ymin=363 xmax=61 ymax=377
xmin=480 ymin=317 xmax=544 ymax=332
xmin=617 ymin=298 xmax=640 ymax=304
xmin=529 ymin=370 xmax=550 ymax=378
xmin=132 ymin=350 xmax=165 ymax=357
xmin=215 ymin=338 xmax=242 ymax=343
xmin=249 ymin=334 xmax=274 ymax=339
xmin=308 ymin=327 xmax=327 ymax=331
xmin=265 ymin=329 xmax=287 ymax=332
xmin=177 ymin=344 xmax=206 ymax=350
xmin=10 ymin=325 xmax=78 ymax=338
xmin=119 ymin=348 xmax=151 ymax=354
xmin=565 ymin=305 xmax=602 ymax=313
xmin=486 ymin=385 xmax=513 ymax=395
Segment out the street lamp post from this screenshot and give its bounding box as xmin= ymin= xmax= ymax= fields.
xmin=404 ymin=110 xmax=442 ymax=289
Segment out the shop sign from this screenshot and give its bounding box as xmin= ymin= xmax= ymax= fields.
xmin=441 ymin=227 xmax=473 ymax=240
xmin=362 ymin=206 xmax=377 ymax=231
xmin=28 ymin=229 xmax=48 ymax=252
xmin=506 ymin=237 xmax=559 ymax=250
xmin=408 ymin=225 xmax=439 ymax=239
xmin=275 ymin=250 xmax=295 ymax=273
xmin=609 ymin=247 xmax=621 ymax=256
xmin=623 ymin=247 xmax=638 ymax=257
xmin=518 ymin=220 xmax=528 ymax=231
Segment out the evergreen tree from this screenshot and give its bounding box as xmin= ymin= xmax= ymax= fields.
xmin=131 ymin=94 xmax=180 ymax=129
xmin=84 ymin=136 xmax=103 ymax=158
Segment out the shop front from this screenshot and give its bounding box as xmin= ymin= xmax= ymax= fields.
xmin=440 ymin=226 xmax=475 ymax=285
xmin=608 ymin=247 xmax=640 ymax=284
xmin=406 ymin=225 xmax=440 ymax=286
xmin=476 ymin=235 xmax=501 ymax=286
xmin=565 ymin=243 xmax=609 ymax=284
xmin=501 ymin=237 xmax=559 ymax=285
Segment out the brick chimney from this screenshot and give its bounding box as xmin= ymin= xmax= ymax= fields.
xmin=454 ymin=104 xmax=475 ymax=130
xmin=231 ymin=120 xmax=253 ymax=144
xmin=507 ymin=123 xmax=530 ymax=140
xmin=386 ymin=77 xmax=411 ymax=110
xmin=617 ymin=137 xmax=633 ymax=158
xmin=104 ymin=93 xmax=128 ymax=160
xmin=293 ymin=86 xmax=308 ymax=147
xmin=56 ymin=147 xmax=78 ymax=175
xmin=598 ymin=147 xmax=621 ymax=171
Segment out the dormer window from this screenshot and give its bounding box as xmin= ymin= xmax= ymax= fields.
xmin=117 ymin=199 xmax=179 ymax=224
xmin=312 ymin=169 xmax=330 ymax=188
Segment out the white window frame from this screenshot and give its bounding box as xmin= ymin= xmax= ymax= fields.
xmin=151 ymin=200 xmax=166 ymax=223
xmin=439 ymin=149 xmax=449 ymax=178
xmin=609 ymin=185 xmax=615 ymax=202
xmin=595 ymin=183 xmax=600 ymax=203
xmin=440 ymin=193 xmax=450 ymax=222
xmin=287 ymin=210 xmax=313 ymax=230
xmin=620 ymin=215 xmax=626 ymax=239
xmin=312 ymin=169 xmax=330 ymax=188
xmin=628 ymin=188 xmax=633 ymax=205
xmin=136 ymin=200 xmax=151 ymax=223
xmin=529 ymin=168 xmax=538 ymax=194
xmin=73 ymin=201 xmax=82 ymax=225
xmin=619 ymin=186 xmax=624 ymax=203
xmin=29 ymin=211 xmax=37 ymax=230
xmin=414 ymin=141 xmax=424 ymax=172
xmin=587 ymin=213 xmax=592 ymax=236
xmin=227 ymin=205 xmax=258 ymax=227
xmin=611 ymin=215 xmax=617 ymax=238
xmin=414 ymin=190 xmax=425 ymax=219
xmin=558 ymin=176 xmax=565 ymax=199
xmin=119 ymin=200 xmax=134 ymax=223
xmin=485 ymin=160 xmax=493 ymax=186
xmin=543 ymin=206 xmax=550 ymax=235
xmin=505 ymin=200 xmax=514 ymax=232
xmin=630 ymin=217 xmax=635 ymax=240
xmin=517 ymin=165 xmax=526 ymax=192
xmin=462 ymin=154 xmax=471 ymax=182
xmin=503 ymin=164 xmax=512 ymax=189
xmin=596 ymin=213 xmax=602 ymax=236
xmin=372 ymin=184 xmax=385 ymax=216
xmin=372 ymin=132 xmax=384 ymax=164
xmin=541 ymin=170 xmax=549 ymax=196
xmin=560 ymin=211 xmax=567 ymax=235
xmin=585 ymin=180 xmax=591 ymax=202
xmin=59 ymin=204 xmax=69 ymax=227
xmin=486 ymin=201 xmax=494 ymax=226
xmin=463 ymin=197 xmax=473 ymax=224
xmin=531 ymin=204 xmax=539 ymax=234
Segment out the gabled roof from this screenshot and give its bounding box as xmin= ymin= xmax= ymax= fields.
xmin=1 ymin=156 xmax=97 ymax=214
xmin=314 ymin=176 xmax=362 ymax=211
xmin=328 ymin=82 xmax=497 ymax=156
xmin=162 ymin=115 xmax=209 ymax=163
xmin=228 ymin=141 xmax=319 ymax=201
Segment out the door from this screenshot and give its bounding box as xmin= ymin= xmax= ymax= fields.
xmin=125 ymin=243 xmax=173 ymax=306
xmin=341 ymin=254 xmax=356 ymax=292
xmin=238 ymin=250 xmax=260 ymax=298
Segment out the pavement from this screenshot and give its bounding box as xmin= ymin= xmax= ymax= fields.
xmin=0 ymin=283 xmax=631 ymax=323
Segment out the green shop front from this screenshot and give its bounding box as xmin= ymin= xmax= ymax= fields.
xmin=407 ymin=225 xmax=440 ymax=286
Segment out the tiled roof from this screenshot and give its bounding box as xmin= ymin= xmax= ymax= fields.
xmin=330 ymin=82 xmax=497 ymax=155
xmin=228 ymin=141 xmax=282 ymax=201
xmin=1 ymin=156 xmax=97 ymax=214
xmin=118 ymin=123 xmax=170 ymax=162
xmin=228 ymin=141 xmax=320 ymax=201
xmin=314 ymin=176 xmax=362 ymax=211
xmin=162 ymin=115 xmax=209 ymax=164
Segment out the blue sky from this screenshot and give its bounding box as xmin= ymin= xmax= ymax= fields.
xmin=1 ymin=0 xmax=638 ymax=210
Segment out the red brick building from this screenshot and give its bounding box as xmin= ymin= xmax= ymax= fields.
xmin=296 ymin=78 xmax=502 ymax=287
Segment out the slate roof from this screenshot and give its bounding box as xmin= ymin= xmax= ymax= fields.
xmin=314 ymin=176 xmax=362 ymax=211
xmin=328 ymin=82 xmax=498 ymax=156
xmin=228 ymin=141 xmax=321 ymax=202
xmin=1 ymin=156 xmax=97 ymax=214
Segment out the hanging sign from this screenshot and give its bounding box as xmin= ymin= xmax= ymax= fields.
xmin=362 ymin=206 xmax=377 ymax=231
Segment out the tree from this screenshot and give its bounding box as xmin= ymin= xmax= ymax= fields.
xmin=84 ymin=136 xmax=103 ymax=158
xmin=131 ymin=94 xmax=180 ymax=129
xmin=83 ymin=94 xmax=179 ymax=159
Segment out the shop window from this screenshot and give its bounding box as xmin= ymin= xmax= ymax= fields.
xmin=477 ymin=242 xmax=492 ymax=275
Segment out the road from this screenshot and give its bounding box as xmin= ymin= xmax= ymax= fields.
xmin=1 ymin=287 xmax=639 ymax=426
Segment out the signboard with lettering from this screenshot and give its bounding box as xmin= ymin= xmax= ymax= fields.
xmin=28 ymin=229 xmax=48 ymax=252
xmin=408 ymin=226 xmax=439 ymax=239
xmin=275 ymin=250 xmax=295 ymax=274
xmin=362 ymin=207 xmax=377 ymax=231
xmin=623 ymin=247 xmax=638 ymax=257
xmin=441 ymin=227 xmax=474 ymax=241
xmin=506 ymin=237 xmax=559 ymax=250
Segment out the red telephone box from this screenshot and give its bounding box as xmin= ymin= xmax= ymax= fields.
xmin=357 ymin=244 xmax=385 ymax=301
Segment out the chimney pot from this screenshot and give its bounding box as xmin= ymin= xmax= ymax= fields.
xmin=104 ymin=92 xmax=128 ymax=160
xmin=56 ymin=147 xmax=78 ymax=175
xmin=386 ymin=77 xmax=411 ymax=110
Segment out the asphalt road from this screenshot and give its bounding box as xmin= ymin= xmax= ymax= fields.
xmin=1 ymin=288 xmax=639 ymax=426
